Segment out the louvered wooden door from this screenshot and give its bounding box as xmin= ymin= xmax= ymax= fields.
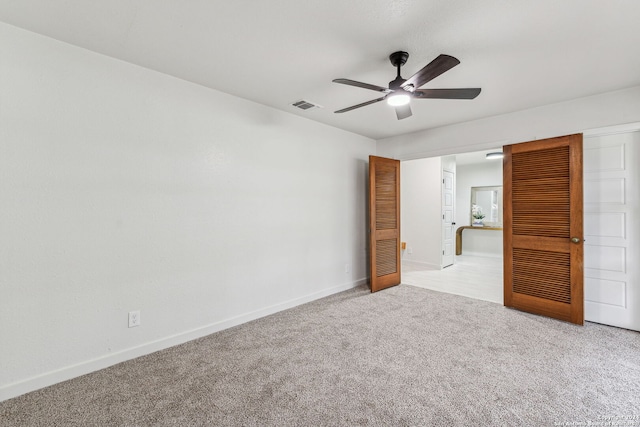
xmin=369 ymin=156 xmax=401 ymax=292
xmin=504 ymin=134 xmax=584 ymax=324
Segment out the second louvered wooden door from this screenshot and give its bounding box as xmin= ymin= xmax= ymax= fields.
xmin=503 ymin=134 xmax=584 ymax=324
xmin=369 ymin=156 xmax=401 ymax=292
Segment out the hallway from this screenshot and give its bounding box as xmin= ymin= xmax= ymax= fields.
xmin=402 ymin=255 xmax=503 ymax=304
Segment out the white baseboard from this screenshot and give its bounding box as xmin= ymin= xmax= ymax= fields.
xmin=0 ymin=278 xmax=366 ymax=403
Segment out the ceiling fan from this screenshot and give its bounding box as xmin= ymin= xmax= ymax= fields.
xmin=333 ymin=51 xmax=481 ymax=120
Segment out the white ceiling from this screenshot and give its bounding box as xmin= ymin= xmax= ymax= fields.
xmin=455 ymin=149 xmax=503 ymax=166
xmin=1 ymin=1 xmax=639 ymax=140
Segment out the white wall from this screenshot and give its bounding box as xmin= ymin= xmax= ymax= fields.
xmin=455 ymin=161 xmax=503 ymax=257
xmin=0 ymin=23 xmax=375 ymax=401
xmin=377 ymin=85 xmax=640 ymax=160
xmin=400 ymin=157 xmax=442 ymax=268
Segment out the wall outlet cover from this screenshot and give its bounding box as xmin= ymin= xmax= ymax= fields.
xmin=128 ymin=310 xmax=141 ymax=328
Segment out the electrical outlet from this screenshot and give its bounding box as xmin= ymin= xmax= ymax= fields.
xmin=345 ymin=263 xmax=351 ymax=274
xmin=128 ymin=310 xmax=141 ymax=328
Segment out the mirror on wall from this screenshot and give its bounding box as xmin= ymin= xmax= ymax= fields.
xmin=470 ymin=186 xmax=503 ymax=227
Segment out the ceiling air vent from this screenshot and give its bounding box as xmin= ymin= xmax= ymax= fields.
xmin=291 ymin=100 xmax=322 ymax=111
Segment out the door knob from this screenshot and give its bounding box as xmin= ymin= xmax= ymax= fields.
xmin=570 ymin=237 xmax=581 ymax=244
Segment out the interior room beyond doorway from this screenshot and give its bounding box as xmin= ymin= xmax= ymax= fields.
xmin=400 ymin=149 xmax=504 ymax=303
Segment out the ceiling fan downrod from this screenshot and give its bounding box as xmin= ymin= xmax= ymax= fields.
xmin=388 ymin=51 xmax=409 ymax=89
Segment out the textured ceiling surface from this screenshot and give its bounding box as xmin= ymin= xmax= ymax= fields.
xmin=1 ymin=0 xmax=639 ymax=140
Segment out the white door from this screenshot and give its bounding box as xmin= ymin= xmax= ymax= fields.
xmin=442 ymin=170 xmax=455 ymax=268
xmin=583 ymin=129 xmax=639 ymax=331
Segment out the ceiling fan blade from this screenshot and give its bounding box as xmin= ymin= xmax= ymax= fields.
xmin=333 ymin=78 xmax=391 ymax=93
xmin=413 ymin=88 xmax=482 ymax=99
xmin=395 ymin=103 xmax=412 ymax=120
xmin=402 ymin=54 xmax=460 ymax=89
xmin=334 ymin=97 xmax=386 ymax=113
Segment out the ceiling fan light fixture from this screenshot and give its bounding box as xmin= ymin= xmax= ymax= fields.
xmin=387 ymin=93 xmax=410 ymax=107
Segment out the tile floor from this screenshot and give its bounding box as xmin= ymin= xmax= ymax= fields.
xmin=402 ymin=254 xmax=503 ymax=304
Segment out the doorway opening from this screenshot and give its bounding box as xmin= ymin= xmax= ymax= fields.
xmin=400 ymin=148 xmax=504 ymax=304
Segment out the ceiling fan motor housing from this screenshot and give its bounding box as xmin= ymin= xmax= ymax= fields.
xmin=389 ymin=76 xmax=407 ymax=90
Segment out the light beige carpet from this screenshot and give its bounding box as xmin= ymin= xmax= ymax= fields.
xmin=1 ymin=284 xmax=639 ymax=426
